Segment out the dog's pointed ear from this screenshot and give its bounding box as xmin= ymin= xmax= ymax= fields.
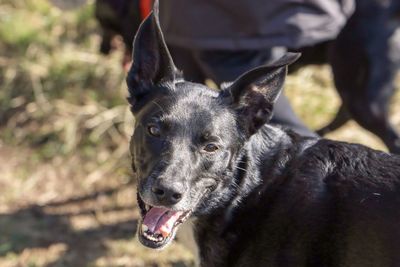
xmin=126 ymin=0 xmax=179 ymax=110
xmin=220 ymin=53 xmax=301 ymax=136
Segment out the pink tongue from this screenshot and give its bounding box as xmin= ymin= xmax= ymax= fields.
xmin=143 ymin=207 xmax=184 ymax=236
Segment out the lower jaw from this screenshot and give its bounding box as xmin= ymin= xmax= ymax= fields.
xmin=138 ymin=222 xmax=177 ymax=249
xmin=136 ymin=195 xmax=193 ymax=249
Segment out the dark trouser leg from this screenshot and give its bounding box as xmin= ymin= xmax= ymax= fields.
xmin=169 ymin=45 xmax=206 ymax=83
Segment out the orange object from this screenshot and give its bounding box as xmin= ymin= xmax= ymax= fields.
xmin=140 ymin=0 xmax=153 ymax=20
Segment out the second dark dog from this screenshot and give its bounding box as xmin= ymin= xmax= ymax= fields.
xmin=294 ymin=0 xmax=400 ymax=154
xmin=128 ymin=6 xmax=400 ymax=267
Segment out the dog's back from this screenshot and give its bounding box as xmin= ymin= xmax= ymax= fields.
xmin=195 ymin=132 xmax=400 ymax=267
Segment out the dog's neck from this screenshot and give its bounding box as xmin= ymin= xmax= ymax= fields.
xmin=193 ymin=124 xmax=316 ymax=267
xmin=221 ymin=125 xmax=291 ymax=219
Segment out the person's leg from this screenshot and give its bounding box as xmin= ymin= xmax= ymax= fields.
xmin=194 ymin=48 xmax=317 ymax=137
xmin=168 ymin=45 xmax=206 ymax=83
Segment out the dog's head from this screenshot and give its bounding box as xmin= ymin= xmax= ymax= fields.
xmin=127 ymin=1 xmax=299 ymax=249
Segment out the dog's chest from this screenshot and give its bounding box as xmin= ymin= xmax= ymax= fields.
xmin=195 ymin=218 xmax=239 ymax=267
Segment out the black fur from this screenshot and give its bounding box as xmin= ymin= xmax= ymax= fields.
xmin=128 ymin=3 xmax=400 ymax=266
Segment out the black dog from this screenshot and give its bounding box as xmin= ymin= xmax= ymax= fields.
xmin=128 ymin=4 xmax=400 ymax=267
xmin=295 ymin=0 xmax=400 ymax=154
xmin=98 ymin=0 xmax=400 ymax=154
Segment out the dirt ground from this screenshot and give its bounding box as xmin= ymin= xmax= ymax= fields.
xmin=0 ymin=145 xmax=194 ymax=267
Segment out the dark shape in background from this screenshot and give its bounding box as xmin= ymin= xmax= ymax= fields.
xmin=95 ymin=0 xmax=400 ymax=153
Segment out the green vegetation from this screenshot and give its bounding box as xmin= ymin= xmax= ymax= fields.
xmin=0 ymin=0 xmax=127 ymax=160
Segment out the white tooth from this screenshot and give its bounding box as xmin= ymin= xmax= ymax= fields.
xmin=142 ymin=224 xmax=148 ymax=232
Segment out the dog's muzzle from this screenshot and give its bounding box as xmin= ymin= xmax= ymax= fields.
xmin=137 ymin=193 xmax=192 ymax=249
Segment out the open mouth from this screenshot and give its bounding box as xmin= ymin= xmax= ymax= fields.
xmin=137 ymin=194 xmax=192 ymax=249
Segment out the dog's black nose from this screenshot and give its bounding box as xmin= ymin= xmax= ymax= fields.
xmin=151 ymin=182 xmax=184 ymax=205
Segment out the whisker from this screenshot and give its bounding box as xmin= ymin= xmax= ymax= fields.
xmin=235 ymin=166 xmax=247 ymax=172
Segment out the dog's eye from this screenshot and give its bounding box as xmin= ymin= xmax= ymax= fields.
xmin=147 ymin=125 xmax=161 ymax=137
xmin=203 ymin=143 xmax=219 ymax=153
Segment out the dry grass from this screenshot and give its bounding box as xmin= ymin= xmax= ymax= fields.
xmin=0 ymin=0 xmax=399 ymax=266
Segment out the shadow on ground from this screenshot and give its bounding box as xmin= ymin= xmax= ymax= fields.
xmin=0 ymin=184 xmax=193 ymax=267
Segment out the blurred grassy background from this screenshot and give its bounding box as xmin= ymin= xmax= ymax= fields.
xmin=0 ymin=0 xmax=399 ymax=266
